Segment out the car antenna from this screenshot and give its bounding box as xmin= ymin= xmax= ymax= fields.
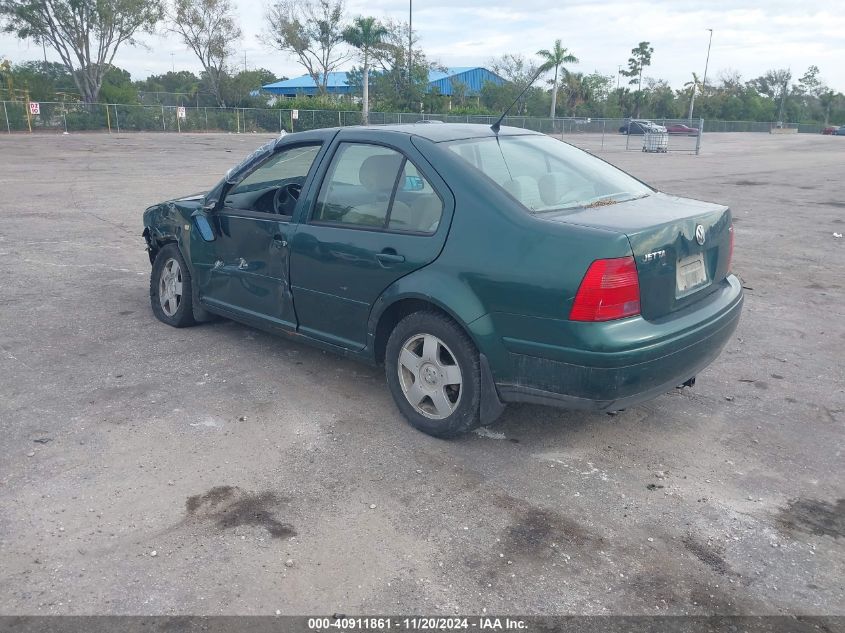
xmin=491 ymin=66 xmax=545 ymax=135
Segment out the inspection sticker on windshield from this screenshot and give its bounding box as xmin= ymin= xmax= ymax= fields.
xmin=676 ymin=253 xmax=708 ymax=295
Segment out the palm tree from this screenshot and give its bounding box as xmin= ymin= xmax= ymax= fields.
xmin=562 ymin=72 xmax=590 ymax=116
xmin=537 ymin=39 xmax=578 ymax=118
xmin=684 ymin=72 xmax=701 ymax=121
xmin=342 ymin=16 xmax=389 ymax=124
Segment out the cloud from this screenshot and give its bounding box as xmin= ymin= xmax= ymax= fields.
xmin=1 ymin=0 xmax=843 ymax=93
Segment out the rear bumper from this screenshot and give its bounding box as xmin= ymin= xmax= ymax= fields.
xmin=494 ymin=275 xmax=743 ymax=411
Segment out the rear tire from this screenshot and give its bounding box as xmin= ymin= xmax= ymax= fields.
xmin=150 ymin=243 xmax=196 ymax=328
xmin=385 ymin=311 xmax=481 ymax=438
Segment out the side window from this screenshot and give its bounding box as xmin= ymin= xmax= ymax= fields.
xmin=224 ymin=144 xmax=320 ymax=215
xmin=313 ymin=144 xmax=403 ymax=228
xmin=313 ymin=142 xmax=443 ymax=233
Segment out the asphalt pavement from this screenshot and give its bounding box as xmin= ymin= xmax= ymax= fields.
xmin=0 ymin=130 xmax=842 ymax=615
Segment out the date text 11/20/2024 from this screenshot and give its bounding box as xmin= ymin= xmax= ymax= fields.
xmin=307 ymin=617 xmax=528 ymax=630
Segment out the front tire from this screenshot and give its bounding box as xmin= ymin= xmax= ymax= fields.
xmin=150 ymin=243 xmax=196 ymax=328
xmin=385 ymin=311 xmax=481 ymax=438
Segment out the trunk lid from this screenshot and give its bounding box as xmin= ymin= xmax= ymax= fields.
xmin=544 ymin=192 xmax=733 ymax=321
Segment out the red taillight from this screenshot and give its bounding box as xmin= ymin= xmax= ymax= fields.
xmin=728 ymin=224 xmax=734 ymax=272
xmin=570 ymin=256 xmax=641 ymax=322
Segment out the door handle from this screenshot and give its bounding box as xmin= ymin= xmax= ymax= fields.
xmin=272 ymin=234 xmax=288 ymax=247
xmin=376 ymin=252 xmax=405 ymax=265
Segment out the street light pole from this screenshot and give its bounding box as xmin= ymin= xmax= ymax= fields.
xmin=701 ymin=28 xmax=713 ymax=92
xmin=691 ymin=29 xmax=713 ymax=123
xmin=408 ymin=0 xmax=413 ymax=110
xmin=687 ymin=75 xmax=696 ymax=123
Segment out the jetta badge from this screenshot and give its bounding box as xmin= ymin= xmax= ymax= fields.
xmin=695 ymin=224 xmax=706 ymax=245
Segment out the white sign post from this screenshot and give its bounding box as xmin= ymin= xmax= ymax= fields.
xmin=290 ymin=109 xmax=298 ymax=132
xmin=177 ymin=106 xmax=186 ymax=119
xmin=29 ymin=102 xmax=40 ymax=116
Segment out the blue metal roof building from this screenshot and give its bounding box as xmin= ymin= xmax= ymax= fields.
xmin=262 ymin=72 xmax=355 ymax=97
xmin=262 ymin=67 xmax=506 ymax=97
xmin=425 ymin=67 xmax=506 ymax=95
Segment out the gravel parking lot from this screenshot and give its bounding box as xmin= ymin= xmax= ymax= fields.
xmin=0 ymin=130 xmax=842 ymax=616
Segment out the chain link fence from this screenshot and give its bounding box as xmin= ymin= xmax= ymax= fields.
xmin=0 ymin=101 xmax=622 ymax=135
xmin=1 ymin=101 xmax=716 ymax=154
xmin=3 ymin=100 xmax=828 ymax=152
xmin=700 ymin=120 xmax=829 ymax=133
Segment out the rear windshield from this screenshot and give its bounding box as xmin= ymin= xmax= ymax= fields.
xmin=443 ymin=135 xmax=652 ymax=213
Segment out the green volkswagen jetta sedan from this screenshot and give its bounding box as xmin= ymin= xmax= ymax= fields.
xmin=142 ymin=123 xmax=742 ymax=437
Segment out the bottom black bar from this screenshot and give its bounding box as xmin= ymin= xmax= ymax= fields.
xmin=0 ymin=616 xmax=843 ymax=633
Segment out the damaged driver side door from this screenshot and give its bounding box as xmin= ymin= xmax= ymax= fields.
xmin=190 ymin=141 xmax=325 ymax=330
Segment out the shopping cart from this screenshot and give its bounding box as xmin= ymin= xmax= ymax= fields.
xmin=643 ymin=129 xmax=668 ymax=152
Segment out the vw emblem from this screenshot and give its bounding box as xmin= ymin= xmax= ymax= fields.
xmin=695 ymin=224 xmax=706 ymax=245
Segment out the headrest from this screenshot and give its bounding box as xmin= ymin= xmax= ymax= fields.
xmin=360 ymin=154 xmax=403 ymax=192
xmin=538 ymin=173 xmax=571 ymax=206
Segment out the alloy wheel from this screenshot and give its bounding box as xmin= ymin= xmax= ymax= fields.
xmin=158 ymin=258 xmax=183 ymax=317
xmin=397 ymin=333 xmax=462 ymax=419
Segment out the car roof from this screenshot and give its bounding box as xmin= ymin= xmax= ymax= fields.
xmin=297 ymin=123 xmax=543 ymax=143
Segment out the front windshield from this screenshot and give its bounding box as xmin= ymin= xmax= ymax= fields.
xmin=443 ymin=135 xmax=652 ymax=213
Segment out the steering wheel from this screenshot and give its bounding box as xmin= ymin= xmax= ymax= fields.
xmin=273 ymin=182 xmax=302 ymax=216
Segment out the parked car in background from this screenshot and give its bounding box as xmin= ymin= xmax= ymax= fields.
xmin=834 ymin=125 xmax=845 ymax=136
xmin=821 ymin=126 xmax=837 ymax=135
xmin=142 ymin=124 xmax=742 ymax=438
xmin=619 ymin=120 xmax=667 ymax=135
xmin=665 ymin=124 xmax=700 ymax=136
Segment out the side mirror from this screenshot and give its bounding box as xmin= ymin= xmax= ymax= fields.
xmin=191 ymin=210 xmax=216 ymax=242
xmin=403 ymin=175 xmax=425 ymax=192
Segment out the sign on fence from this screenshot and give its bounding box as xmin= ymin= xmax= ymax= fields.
xmin=29 ymin=102 xmax=40 ymax=115
xmin=291 ymin=109 xmax=299 ymax=120
xmin=177 ymin=106 xmax=186 ymax=119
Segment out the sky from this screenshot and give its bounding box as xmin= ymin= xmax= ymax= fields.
xmin=2 ymin=0 xmax=844 ymax=93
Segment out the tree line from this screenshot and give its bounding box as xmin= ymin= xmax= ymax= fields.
xmin=1 ymin=0 xmax=843 ymax=125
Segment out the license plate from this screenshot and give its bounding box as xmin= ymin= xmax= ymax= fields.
xmin=676 ymin=253 xmax=708 ymax=295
